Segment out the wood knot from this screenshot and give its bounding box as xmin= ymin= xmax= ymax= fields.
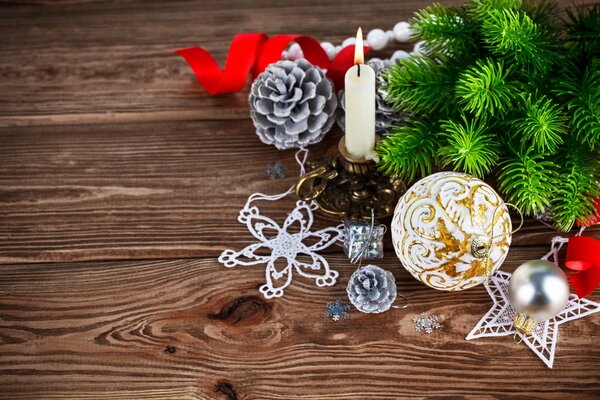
xmin=214 ymin=381 xmax=237 ymax=400
xmin=208 ymin=295 xmax=270 ymax=325
xmin=164 ymin=345 xmax=176 ymax=354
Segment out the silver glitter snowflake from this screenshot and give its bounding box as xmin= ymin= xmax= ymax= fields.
xmin=324 ymin=299 xmax=351 ymax=321
xmin=413 ymin=313 xmax=442 ymax=334
xmin=264 ymin=162 xmax=286 ymax=180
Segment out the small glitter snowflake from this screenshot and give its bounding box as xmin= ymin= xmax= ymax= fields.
xmin=324 ymin=299 xmax=351 ymax=321
xmin=413 ymin=312 xmax=442 ymax=334
xmin=264 ymin=162 xmax=286 ymax=180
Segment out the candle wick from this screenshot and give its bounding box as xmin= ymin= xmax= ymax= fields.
xmin=357 ymin=64 xmax=361 ymax=77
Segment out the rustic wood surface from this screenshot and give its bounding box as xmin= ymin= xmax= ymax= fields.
xmin=0 ymin=1 xmax=599 ymax=399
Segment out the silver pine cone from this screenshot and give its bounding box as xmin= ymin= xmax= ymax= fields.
xmin=336 ymin=59 xmax=405 ymax=136
xmin=249 ymin=59 xmax=337 ymax=150
xmin=347 ymin=265 xmax=397 ymax=313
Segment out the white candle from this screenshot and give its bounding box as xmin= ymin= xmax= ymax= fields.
xmin=344 ymin=27 xmax=376 ymax=160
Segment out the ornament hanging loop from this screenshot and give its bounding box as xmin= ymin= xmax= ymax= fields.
xmin=392 ymin=294 xmax=409 ymax=309
xmin=513 ymin=332 xmax=525 ymax=345
xmin=469 ymin=203 xmax=524 ymax=284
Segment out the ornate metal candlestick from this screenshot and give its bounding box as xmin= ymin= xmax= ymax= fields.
xmin=295 ymin=136 xmax=405 ymax=219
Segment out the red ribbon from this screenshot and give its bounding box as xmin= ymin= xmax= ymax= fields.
xmin=566 ymin=235 xmax=600 ymax=298
xmin=173 ymin=33 xmax=369 ymax=94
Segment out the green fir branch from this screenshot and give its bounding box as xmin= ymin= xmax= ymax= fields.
xmin=438 ymin=114 xmax=500 ymax=178
xmin=497 ymin=146 xmax=556 ymax=216
xmin=511 ymin=94 xmax=567 ymax=154
xmin=523 ymin=0 xmax=559 ymax=28
xmin=383 ymin=56 xmax=456 ymax=117
xmin=564 ymin=3 xmax=600 ymax=58
xmin=481 ymin=8 xmax=558 ymax=74
xmin=455 ymin=59 xmax=518 ymax=118
xmin=377 ymin=120 xmax=441 ymax=182
xmin=411 ymin=3 xmax=477 ymax=57
xmin=465 ymin=0 xmax=523 ymax=23
xmin=377 ymin=0 xmax=600 ymax=226
xmin=551 ymin=141 xmax=600 ymax=231
xmin=554 ymin=60 xmax=600 ymax=148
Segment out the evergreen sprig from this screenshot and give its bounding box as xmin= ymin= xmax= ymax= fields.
xmin=383 ymin=56 xmax=455 ymax=117
xmin=481 ymin=8 xmax=557 ymax=74
xmin=378 ymin=120 xmax=441 ymax=181
xmin=439 ymin=115 xmax=500 ymax=177
xmin=554 ymin=60 xmax=600 ymax=148
xmin=552 ymin=141 xmax=600 ymax=231
xmin=455 ymin=59 xmax=518 ymax=117
xmin=411 ymin=3 xmax=477 ymax=56
xmin=497 ymin=146 xmax=556 ymax=215
xmin=511 ymin=94 xmax=567 ymax=153
xmin=465 ymin=0 xmax=523 ymax=22
xmin=523 ymin=0 xmax=559 ymax=27
xmin=564 ymin=3 xmax=600 ymax=57
xmin=379 ymin=1 xmax=600 ymax=231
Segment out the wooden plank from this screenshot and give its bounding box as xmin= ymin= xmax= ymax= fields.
xmin=2 ymin=120 xmax=597 ymax=264
xmin=0 ymin=248 xmax=598 ymax=399
xmin=0 ymin=0 xmax=457 ymax=127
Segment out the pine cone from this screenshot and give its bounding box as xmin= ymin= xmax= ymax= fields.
xmin=336 ymin=59 xmax=405 ymax=136
xmin=346 ymin=265 xmax=397 ymax=313
xmin=249 ymin=59 xmax=337 ymax=150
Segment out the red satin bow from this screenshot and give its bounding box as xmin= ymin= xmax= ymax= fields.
xmin=566 ymin=235 xmax=600 ymax=298
xmin=173 ymin=33 xmax=370 ymax=95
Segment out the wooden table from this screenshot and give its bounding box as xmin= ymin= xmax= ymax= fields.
xmin=1 ymin=1 xmax=599 ymax=399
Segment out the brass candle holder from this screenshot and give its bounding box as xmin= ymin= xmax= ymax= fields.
xmin=295 ymin=136 xmax=405 ymax=219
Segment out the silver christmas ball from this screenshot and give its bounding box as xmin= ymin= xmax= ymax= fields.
xmin=508 ymin=260 xmax=570 ymax=322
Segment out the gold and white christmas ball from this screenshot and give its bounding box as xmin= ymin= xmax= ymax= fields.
xmin=391 ymin=171 xmax=512 ymax=291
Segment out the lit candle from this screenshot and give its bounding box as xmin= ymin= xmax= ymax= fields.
xmin=344 ymin=27 xmax=376 ymax=160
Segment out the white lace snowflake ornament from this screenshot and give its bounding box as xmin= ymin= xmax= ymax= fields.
xmin=219 ymin=191 xmax=344 ymax=299
xmin=466 ymin=270 xmax=600 ymax=368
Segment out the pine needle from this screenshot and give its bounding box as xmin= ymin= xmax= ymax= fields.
xmin=377 ymin=120 xmax=441 ymax=181
xmin=438 ymin=114 xmax=500 ymax=178
xmin=481 ymin=8 xmax=558 ymax=74
xmin=383 ymin=56 xmax=456 ymax=117
xmin=497 ymin=146 xmax=557 ymax=215
xmin=455 ymin=59 xmax=518 ymax=117
xmin=511 ymin=94 xmax=567 ymax=154
xmin=551 ymin=141 xmax=600 ymax=231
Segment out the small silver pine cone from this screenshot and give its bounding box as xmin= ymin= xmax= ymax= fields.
xmin=249 ymin=59 xmax=337 ymax=150
xmin=336 ymin=59 xmax=405 ymax=136
xmin=347 ymin=265 xmax=397 ymax=313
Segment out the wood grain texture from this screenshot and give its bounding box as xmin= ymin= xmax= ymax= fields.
xmin=1 ymin=0 xmax=600 ymax=398
xmin=2 ymin=120 xmax=598 ymax=264
xmin=1 ymin=0 xmax=592 ymax=127
xmin=0 ymin=0 xmax=463 ymax=127
xmin=1 ymin=249 xmax=599 ymax=400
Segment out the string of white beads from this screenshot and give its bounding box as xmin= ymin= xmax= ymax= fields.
xmin=282 ymin=22 xmax=414 ymax=61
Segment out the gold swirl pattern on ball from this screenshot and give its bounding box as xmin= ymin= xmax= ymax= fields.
xmin=392 ymin=172 xmax=512 ymax=291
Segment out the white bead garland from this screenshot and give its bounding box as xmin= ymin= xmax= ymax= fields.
xmin=320 ymin=41 xmax=336 ymax=60
xmin=393 ymin=22 xmax=412 ymax=42
xmin=281 ymin=21 xmax=416 ymax=64
xmin=366 ymin=28 xmax=388 ymax=51
xmin=342 ymin=37 xmax=356 ymax=48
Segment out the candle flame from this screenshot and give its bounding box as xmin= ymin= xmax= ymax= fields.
xmin=354 ymin=27 xmax=364 ymax=65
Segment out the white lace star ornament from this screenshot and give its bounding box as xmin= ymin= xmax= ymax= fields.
xmin=466 ymin=270 xmax=600 ymax=368
xmin=219 ymin=197 xmax=343 ymax=299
